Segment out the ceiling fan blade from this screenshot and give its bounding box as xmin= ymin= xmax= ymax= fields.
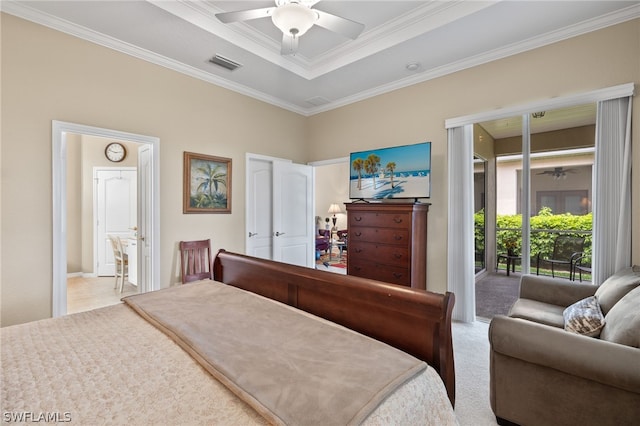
xmin=314 ymin=9 xmax=364 ymax=40
xmin=215 ymin=7 xmax=274 ymax=24
xmin=281 ymin=34 xmax=299 ymax=55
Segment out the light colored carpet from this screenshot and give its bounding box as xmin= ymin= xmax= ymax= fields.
xmin=453 ymin=319 xmax=498 ymax=426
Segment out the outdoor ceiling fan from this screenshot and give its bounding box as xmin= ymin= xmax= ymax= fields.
xmin=215 ymin=0 xmax=365 ymax=55
xmin=537 ymin=167 xmax=577 ymax=179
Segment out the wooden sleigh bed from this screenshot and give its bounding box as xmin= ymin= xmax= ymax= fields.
xmin=1 ymin=250 xmax=456 ymax=425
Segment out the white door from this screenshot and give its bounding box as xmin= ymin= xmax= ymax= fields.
xmin=273 ymin=161 xmax=315 ymax=267
xmin=95 ymin=168 xmax=136 ymax=276
xmin=246 ymin=157 xmax=274 ymax=260
xmin=246 ymin=155 xmax=314 ymax=268
xmin=138 ymin=144 xmax=153 ymax=293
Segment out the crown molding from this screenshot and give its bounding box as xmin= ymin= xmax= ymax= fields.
xmin=308 ymin=3 xmax=640 ymax=115
xmin=1 ymin=0 xmax=309 ymax=115
xmin=3 ymin=1 xmax=638 ymax=117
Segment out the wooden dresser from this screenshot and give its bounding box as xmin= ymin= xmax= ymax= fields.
xmin=346 ymin=202 xmax=429 ymax=289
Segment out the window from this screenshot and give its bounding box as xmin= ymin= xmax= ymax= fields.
xmin=536 ymin=190 xmax=589 ymax=215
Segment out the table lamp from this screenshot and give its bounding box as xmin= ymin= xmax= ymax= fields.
xmin=328 ymin=203 xmax=342 ymax=230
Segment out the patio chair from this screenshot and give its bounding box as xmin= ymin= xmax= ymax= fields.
xmin=535 ymin=235 xmax=585 ymax=280
xmin=572 ymin=254 xmax=592 ymax=282
xmin=475 ymin=239 xmax=485 ymax=271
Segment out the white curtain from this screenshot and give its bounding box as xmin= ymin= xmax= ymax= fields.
xmin=593 ymin=96 xmax=632 ymax=284
xmin=447 ymin=125 xmax=475 ymax=322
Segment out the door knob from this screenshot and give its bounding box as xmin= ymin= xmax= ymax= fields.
xmin=275 ymin=232 xmax=286 ymax=236
xmin=248 ymin=232 xmax=258 ymax=237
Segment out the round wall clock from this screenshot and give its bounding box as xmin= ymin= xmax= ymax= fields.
xmin=105 ymin=142 xmax=126 ymax=162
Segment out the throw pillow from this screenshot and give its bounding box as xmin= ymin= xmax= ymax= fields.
xmin=563 ymin=296 xmax=605 ymax=337
xmin=600 ymin=286 xmax=640 ymax=347
xmin=594 ymin=265 xmax=640 ymax=315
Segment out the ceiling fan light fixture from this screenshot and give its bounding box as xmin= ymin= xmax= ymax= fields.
xmin=272 ymin=2 xmax=318 ymax=37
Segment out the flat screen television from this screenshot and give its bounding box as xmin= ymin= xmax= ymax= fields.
xmin=349 ymin=142 xmax=431 ymax=201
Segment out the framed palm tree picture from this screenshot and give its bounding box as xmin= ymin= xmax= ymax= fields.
xmin=183 ymin=151 xmax=232 ymax=213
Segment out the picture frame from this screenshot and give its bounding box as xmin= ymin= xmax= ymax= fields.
xmin=183 ymin=151 xmax=232 ymax=214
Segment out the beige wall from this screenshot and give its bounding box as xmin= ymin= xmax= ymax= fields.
xmin=1 ymin=13 xmax=639 ymax=325
xmin=308 ymin=19 xmax=639 ymax=294
xmin=1 ymin=14 xmax=307 ymax=325
xmin=314 ymin=161 xmax=349 ymax=232
xmin=498 ymin=155 xmax=594 ymax=216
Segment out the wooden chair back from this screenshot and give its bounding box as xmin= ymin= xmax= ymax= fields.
xmin=179 ymin=239 xmax=213 ymax=283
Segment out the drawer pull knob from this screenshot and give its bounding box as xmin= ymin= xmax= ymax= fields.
xmin=394 ymin=235 xmax=402 ymax=240
xmin=354 ymin=216 xmax=363 ymax=222
xmin=393 ymin=253 xmax=402 ymax=259
xmin=355 ymin=231 xmax=362 ymax=237
xmin=393 ymin=273 xmax=402 ymax=278
xmin=355 ymin=248 xmax=362 ymax=253
xmin=393 ymin=217 xmax=403 ymax=224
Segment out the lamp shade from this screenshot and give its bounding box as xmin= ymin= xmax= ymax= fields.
xmin=328 ymin=203 xmax=342 ymax=215
xmin=272 ymin=2 xmax=318 ymax=37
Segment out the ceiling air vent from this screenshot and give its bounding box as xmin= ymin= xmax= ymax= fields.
xmin=208 ymin=55 xmax=242 ymax=71
xmin=306 ymin=96 xmax=331 ymax=107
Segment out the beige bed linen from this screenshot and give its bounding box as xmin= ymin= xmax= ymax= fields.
xmin=1 ymin=299 xmax=456 ymax=425
xmin=1 ymin=303 xmax=267 ymax=425
xmin=124 ymin=281 xmax=431 ymax=425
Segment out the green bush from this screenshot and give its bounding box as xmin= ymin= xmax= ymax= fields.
xmin=475 ymin=207 xmax=592 ymax=261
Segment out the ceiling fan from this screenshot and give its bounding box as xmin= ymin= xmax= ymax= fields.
xmin=536 ymin=167 xmax=577 ymax=179
xmin=215 ymin=0 xmax=365 ymax=55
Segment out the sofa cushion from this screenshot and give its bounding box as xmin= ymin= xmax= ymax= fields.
xmin=594 ymin=265 xmax=640 ymax=315
xmin=563 ymin=296 xmax=605 ymax=337
xmin=508 ymin=298 xmax=565 ymax=328
xmin=600 ymin=286 xmax=640 ymax=347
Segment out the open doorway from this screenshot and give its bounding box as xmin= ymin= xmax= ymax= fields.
xmin=65 ymin=133 xmax=140 ymax=313
xmin=52 ymin=121 xmax=161 ymax=318
xmin=311 ymin=158 xmax=349 ymax=274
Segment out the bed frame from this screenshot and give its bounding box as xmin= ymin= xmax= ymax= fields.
xmin=213 ymin=250 xmax=456 ymax=406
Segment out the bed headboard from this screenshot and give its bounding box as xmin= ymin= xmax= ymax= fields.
xmin=213 ymin=250 xmax=455 ymax=406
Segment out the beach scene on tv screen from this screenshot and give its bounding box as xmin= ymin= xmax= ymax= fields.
xmin=350 ymin=142 xmax=431 ymax=199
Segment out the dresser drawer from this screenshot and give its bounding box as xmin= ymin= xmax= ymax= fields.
xmin=349 ymin=211 xmax=411 ymax=229
xmin=349 ymin=241 xmax=409 ymax=267
xmin=348 ymin=259 xmax=410 ymax=286
xmin=349 ymin=227 xmax=409 ymax=245
xmin=345 ymin=202 xmax=429 ymax=289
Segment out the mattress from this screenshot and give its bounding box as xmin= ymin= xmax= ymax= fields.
xmin=1 ymin=284 xmax=456 ymax=425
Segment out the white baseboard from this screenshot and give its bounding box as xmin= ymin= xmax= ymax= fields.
xmin=66 ymin=272 xmax=99 ymax=278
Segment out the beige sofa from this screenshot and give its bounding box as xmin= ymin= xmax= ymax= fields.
xmin=489 ymin=266 xmax=640 ymax=426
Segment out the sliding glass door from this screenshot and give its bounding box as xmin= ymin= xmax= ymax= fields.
xmin=480 ymin=105 xmax=595 ymax=281
xmin=446 ymin=83 xmax=633 ymax=322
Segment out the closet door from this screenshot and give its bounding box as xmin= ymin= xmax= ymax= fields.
xmin=246 ymin=155 xmax=314 ymax=267
xmin=272 ymin=161 xmax=314 ymax=267
xmin=246 ymin=156 xmax=274 ymax=260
